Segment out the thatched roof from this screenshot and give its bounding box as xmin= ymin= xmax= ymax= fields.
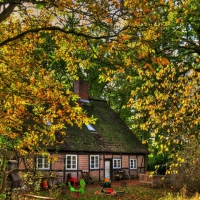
xmin=55 ymin=98 xmax=149 ymax=154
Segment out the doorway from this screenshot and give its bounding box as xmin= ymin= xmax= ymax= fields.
xmin=105 ymin=160 xmax=111 ymax=179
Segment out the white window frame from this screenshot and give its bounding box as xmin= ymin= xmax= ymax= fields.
xmin=36 ymin=156 xmax=50 ymax=170
xmin=113 ymin=159 xmax=121 ymax=169
xmin=130 ymin=159 xmax=137 ymax=169
xmin=90 ymin=155 xmax=99 ymax=169
xmin=66 ymin=155 xmax=77 ymax=170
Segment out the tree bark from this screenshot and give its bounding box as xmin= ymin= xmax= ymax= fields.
xmin=0 ymin=4 xmax=17 ymax=23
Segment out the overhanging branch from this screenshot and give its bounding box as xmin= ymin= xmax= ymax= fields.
xmin=0 ymin=0 xmax=46 ymax=4
xmin=0 ymin=26 xmax=128 ymax=47
xmin=0 ymin=4 xmax=16 ymax=23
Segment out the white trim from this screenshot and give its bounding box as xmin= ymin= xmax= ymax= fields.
xmin=66 ymin=155 xmax=77 ymax=170
xmin=90 ymin=155 xmax=99 ymax=169
xmin=113 ymin=159 xmax=121 ymax=169
xmin=36 ymin=157 xmax=50 ymax=170
xmin=130 ymin=159 xmax=137 ymax=169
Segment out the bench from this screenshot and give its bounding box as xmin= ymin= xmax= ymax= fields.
xmin=20 ymin=194 xmax=55 ymax=200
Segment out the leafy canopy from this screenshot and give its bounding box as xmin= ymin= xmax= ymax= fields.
xmin=0 ymin=1 xmax=199 ymax=169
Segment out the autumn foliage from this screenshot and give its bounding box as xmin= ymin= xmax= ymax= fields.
xmin=0 ymin=0 xmax=199 ymax=185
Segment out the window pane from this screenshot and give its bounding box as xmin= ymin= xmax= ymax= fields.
xmin=134 ymin=159 xmax=137 ymax=168
xmin=131 ymin=160 xmax=133 ymax=168
xmin=37 ymin=158 xmax=42 ymax=168
xmin=95 ymin=156 xmax=98 ymax=168
xmin=67 ymin=156 xmax=71 ymax=168
xmin=118 ymin=160 xmax=121 ymax=168
xmin=44 ymin=157 xmax=48 ymax=168
xmin=72 ymin=156 xmax=76 ymax=169
xmin=91 ymin=156 xmax=94 ymax=168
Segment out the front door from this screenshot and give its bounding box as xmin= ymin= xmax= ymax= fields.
xmin=105 ymin=160 xmax=111 ymax=179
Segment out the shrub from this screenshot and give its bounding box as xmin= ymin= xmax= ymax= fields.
xmin=169 ymin=139 xmax=200 ymax=195
xmin=148 ymin=153 xmax=169 ymax=175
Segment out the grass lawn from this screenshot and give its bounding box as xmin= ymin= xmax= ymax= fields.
xmin=33 ymin=179 xmax=170 ymax=200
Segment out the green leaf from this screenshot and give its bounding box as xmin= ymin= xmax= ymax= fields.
xmin=36 ymin=4 xmax=44 ymax=9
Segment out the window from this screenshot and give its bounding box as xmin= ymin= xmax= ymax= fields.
xmin=36 ymin=157 xmax=50 ymax=170
xmin=66 ymin=155 xmax=77 ymax=170
xmin=86 ymin=124 xmax=96 ymax=131
xmin=130 ymin=159 xmax=137 ymax=169
xmin=90 ymin=155 xmax=99 ymax=169
xmin=113 ymin=159 xmax=121 ymax=169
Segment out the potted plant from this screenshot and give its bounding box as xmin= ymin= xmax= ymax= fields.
xmin=115 ymin=174 xmax=121 ymax=180
xmin=101 ymin=178 xmax=111 ymax=188
xmin=115 ymin=171 xmax=123 ymax=180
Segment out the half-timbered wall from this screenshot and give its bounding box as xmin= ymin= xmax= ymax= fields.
xmin=18 ymin=153 xmax=147 ymax=183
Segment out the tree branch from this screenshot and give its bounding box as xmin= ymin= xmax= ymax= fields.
xmin=0 ymin=4 xmax=16 ymax=23
xmin=0 ymin=26 xmax=128 ymax=46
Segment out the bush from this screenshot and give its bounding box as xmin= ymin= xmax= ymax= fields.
xmin=169 ymin=139 xmax=200 ymax=195
xmin=159 ymin=191 xmax=200 ymax=200
xmin=59 ymin=183 xmax=67 ymax=189
xmin=148 ymin=153 xmax=169 ymax=175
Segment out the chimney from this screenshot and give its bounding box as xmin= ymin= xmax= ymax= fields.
xmin=74 ymin=80 xmax=89 ymax=100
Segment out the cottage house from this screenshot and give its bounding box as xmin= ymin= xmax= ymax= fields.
xmin=19 ymin=80 xmax=149 ymax=184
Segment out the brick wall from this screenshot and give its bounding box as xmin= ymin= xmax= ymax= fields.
xmin=51 ymin=154 xmax=65 ymax=170
xmin=78 ymin=155 xmax=88 ymax=169
xmin=18 ymin=153 xmax=147 ymax=182
xmin=122 ymin=155 xmax=129 ymax=168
